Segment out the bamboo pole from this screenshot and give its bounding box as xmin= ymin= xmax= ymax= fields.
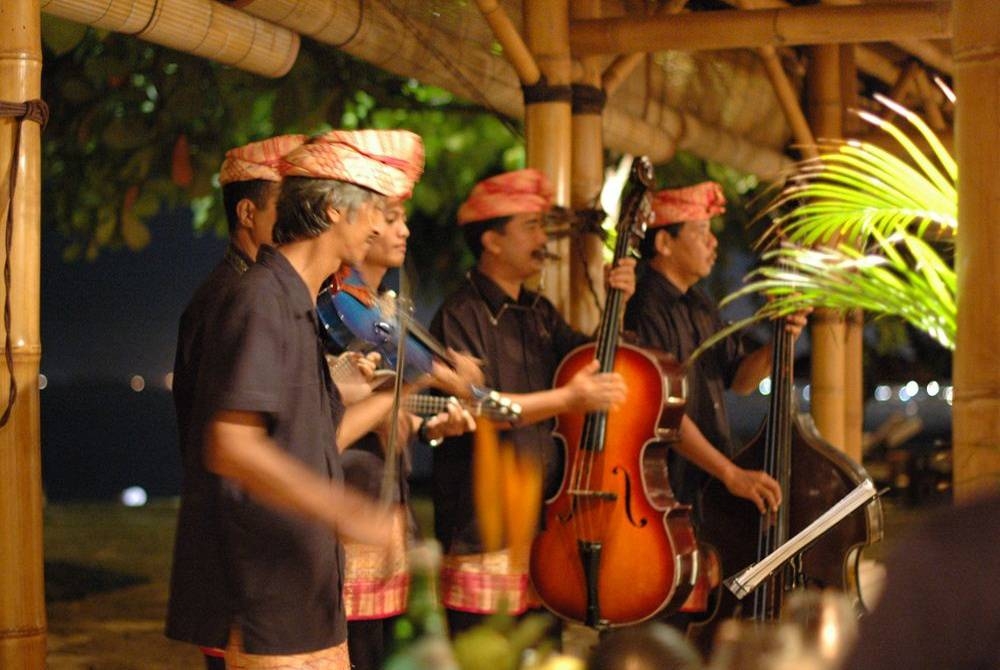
xmin=0 ymin=0 xmax=46 ymax=667
xmin=570 ymin=2 xmax=952 ymax=56
xmin=952 ymin=0 xmax=1000 ymax=500
xmin=807 ymin=45 xmax=847 ymax=451
xmin=756 ymin=45 xmax=818 ymax=159
xmin=841 ymin=44 xmax=864 ymax=464
xmin=40 ymin=0 xmax=299 ymax=77
xmin=568 ymin=0 xmax=605 ymax=333
xmin=474 ymin=0 xmax=541 ymax=85
xmin=523 ymin=0 xmax=572 ymax=313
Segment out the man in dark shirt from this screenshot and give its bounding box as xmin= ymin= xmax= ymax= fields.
xmin=166 ymin=130 xmax=424 ymax=668
xmin=624 ymin=181 xmax=805 ymax=519
xmin=169 ymin=135 xmax=306 ymax=669
xmin=430 ymin=168 xmax=635 ymax=633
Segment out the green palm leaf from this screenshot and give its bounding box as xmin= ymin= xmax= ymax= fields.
xmin=690 ymin=98 xmax=957 ymax=362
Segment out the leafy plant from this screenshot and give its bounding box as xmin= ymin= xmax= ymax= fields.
xmin=39 ymin=20 xmax=521 ymax=267
xmin=692 ymin=93 xmax=957 ymax=357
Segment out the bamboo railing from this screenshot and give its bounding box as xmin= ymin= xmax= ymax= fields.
xmin=40 ymin=0 xmax=299 ymax=77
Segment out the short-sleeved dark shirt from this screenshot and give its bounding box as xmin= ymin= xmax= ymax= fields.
xmin=166 ymin=245 xmax=347 ymax=655
xmin=623 ymin=269 xmax=748 ymax=507
xmin=172 ymin=244 xmax=251 ymax=453
xmin=429 ymin=268 xmax=590 ymax=553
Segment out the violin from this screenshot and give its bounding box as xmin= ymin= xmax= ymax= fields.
xmin=316 ymin=268 xmax=520 ymax=423
xmin=316 ymin=268 xmax=438 ymax=382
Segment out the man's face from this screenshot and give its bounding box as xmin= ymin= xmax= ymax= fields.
xmin=489 ymin=211 xmax=550 ymax=280
xmin=663 ymin=219 xmax=718 ymax=284
xmin=249 ymin=183 xmax=280 ymax=247
xmin=363 ymin=200 xmax=409 ymax=270
xmin=336 ymin=198 xmax=386 ymax=266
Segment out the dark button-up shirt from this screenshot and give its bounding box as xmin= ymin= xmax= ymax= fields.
xmin=429 ymin=268 xmax=590 ymax=553
xmin=167 ymin=245 xmax=347 ymax=655
xmin=624 ymin=269 xmax=748 ymax=506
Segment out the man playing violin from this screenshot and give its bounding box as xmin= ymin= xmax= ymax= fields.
xmin=623 ymin=181 xmax=807 ymax=520
xmin=167 ymin=130 xmax=429 ymax=669
xmin=429 ymin=168 xmax=635 ymax=634
xmin=334 ymin=191 xmax=479 ymax=670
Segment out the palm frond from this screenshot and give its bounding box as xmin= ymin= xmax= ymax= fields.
xmin=689 ymin=97 xmax=957 ymax=363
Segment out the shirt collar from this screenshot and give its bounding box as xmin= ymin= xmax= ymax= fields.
xmin=256 ymin=245 xmax=316 ymax=316
xmin=468 ymin=267 xmax=537 ymax=316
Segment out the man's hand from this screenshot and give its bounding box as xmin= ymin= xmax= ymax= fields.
xmin=328 ymin=351 xmax=383 ymax=405
xmin=721 ymin=465 xmax=782 ymax=515
xmin=784 ymin=308 xmax=811 ymax=342
xmin=333 ymin=490 xmax=405 ymax=548
xmin=422 ymin=400 xmax=477 ymax=442
xmin=605 ymin=257 xmax=637 ymax=301
xmin=565 ymin=359 xmax=628 ymax=413
xmin=427 ymin=349 xmax=485 ymax=400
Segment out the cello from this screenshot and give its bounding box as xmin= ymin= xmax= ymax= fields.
xmin=686 ymin=313 xmax=884 ymax=648
xmin=529 ymin=157 xmax=699 ymax=628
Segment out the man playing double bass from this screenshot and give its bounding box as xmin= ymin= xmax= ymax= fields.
xmin=429 ymin=168 xmax=636 ymax=634
xmin=623 ymin=181 xmax=807 ymax=521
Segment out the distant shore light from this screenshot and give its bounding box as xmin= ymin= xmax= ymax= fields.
xmin=38 ymin=373 xmax=48 ymax=390
xmin=164 ymin=372 xmax=174 ymax=391
xmin=874 ymin=385 xmax=891 ymax=402
xmin=130 ymin=375 xmax=146 ymax=392
xmin=121 ymin=486 xmax=148 ymax=507
xmin=758 ymin=378 xmax=772 ymax=396
xmin=926 ymin=381 xmax=940 ymax=397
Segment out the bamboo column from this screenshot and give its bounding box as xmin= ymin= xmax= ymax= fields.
xmin=567 ymin=0 xmax=605 ymax=333
xmin=0 ymin=0 xmax=47 ymax=667
xmin=840 ymin=44 xmax=864 ymax=464
xmin=952 ymin=0 xmax=1000 ymax=500
xmin=524 ymin=0 xmax=573 ymax=313
xmin=806 ymin=45 xmax=846 ymax=450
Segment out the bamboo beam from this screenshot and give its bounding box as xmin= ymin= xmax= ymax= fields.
xmin=808 ymin=45 xmax=847 ymax=451
xmin=570 ymin=2 xmax=952 ymax=55
xmin=474 ymin=0 xmax=541 ymax=85
xmin=952 ymin=0 xmax=1000 ymax=500
xmin=601 ymin=0 xmax=687 ymax=95
xmin=0 ymin=0 xmax=46 ymax=666
xmin=40 ymin=0 xmax=299 ymax=77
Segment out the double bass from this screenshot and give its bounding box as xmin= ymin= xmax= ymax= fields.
xmin=530 ymin=157 xmax=698 ymax=628
xmin=687 ymin=313 xmax=884 ymax=647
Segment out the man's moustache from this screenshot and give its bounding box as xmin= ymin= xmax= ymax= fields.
xmin=531 ymin=248 xmax=561 ymax=261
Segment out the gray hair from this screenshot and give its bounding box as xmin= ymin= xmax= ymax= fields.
xmin=273 ymin=177 xmax=385 ymax=244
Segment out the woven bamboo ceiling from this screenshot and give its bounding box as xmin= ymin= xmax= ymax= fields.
xmin=40 ymin=0 xmax=954 ymax=178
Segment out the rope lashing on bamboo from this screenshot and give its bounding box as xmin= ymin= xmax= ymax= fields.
xmin=0 ymin=99 xmax=49 ymax=427
xmin=571 ymin=84 xmax=607 ymax=115
xmin=522 ymin=77 xmax=573 ymax=105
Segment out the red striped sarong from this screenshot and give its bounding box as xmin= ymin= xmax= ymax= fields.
xmin=439 ymin=549 xmax=540 ymax=615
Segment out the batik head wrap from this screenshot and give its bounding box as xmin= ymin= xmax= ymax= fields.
xmin=456 ymin=168 xmax=554 ymax=225
xmin=280 ymin=129 xmax=425 ymax=199
xmin=650 ymin=181 xmax=726 ymax=227
xmin=218 ymin=134 xmax=308 ymax=185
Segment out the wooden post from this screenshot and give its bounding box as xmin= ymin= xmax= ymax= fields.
xmin=952 ymin=0 xmax=1000 ymax=500
xmin=568 ymin=0 xmax=605 ymax=333
xmin=840 ymin=44 xmax=864 ymax=464
xmin=0 ymin=0 xmax=47 ymax=667
xmin=807 ymin=45 xmax=846 ymax=451
xmin=524 ymin=0 xmax=573 ymax=313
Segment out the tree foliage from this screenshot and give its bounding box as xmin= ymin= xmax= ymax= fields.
xmin=39 ymin=17 xmax=522 ymax=269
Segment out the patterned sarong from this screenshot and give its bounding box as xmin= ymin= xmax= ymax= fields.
xmin=224 ymin=628 xmax=349 ymax=670
xmin=439 ymin=548 xmax=540 ymax=615
xmin=342 ymin=522 xmax=410 ymax=620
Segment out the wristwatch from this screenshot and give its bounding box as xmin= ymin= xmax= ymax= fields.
xmin=418 ymin=417 xmax=444 ymax=447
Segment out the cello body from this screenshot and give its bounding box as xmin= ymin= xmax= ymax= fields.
xmin=530 ymin=344 xmax=698 ymax=627
xmin=529 ymin=157 xmax=698 ymax=628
